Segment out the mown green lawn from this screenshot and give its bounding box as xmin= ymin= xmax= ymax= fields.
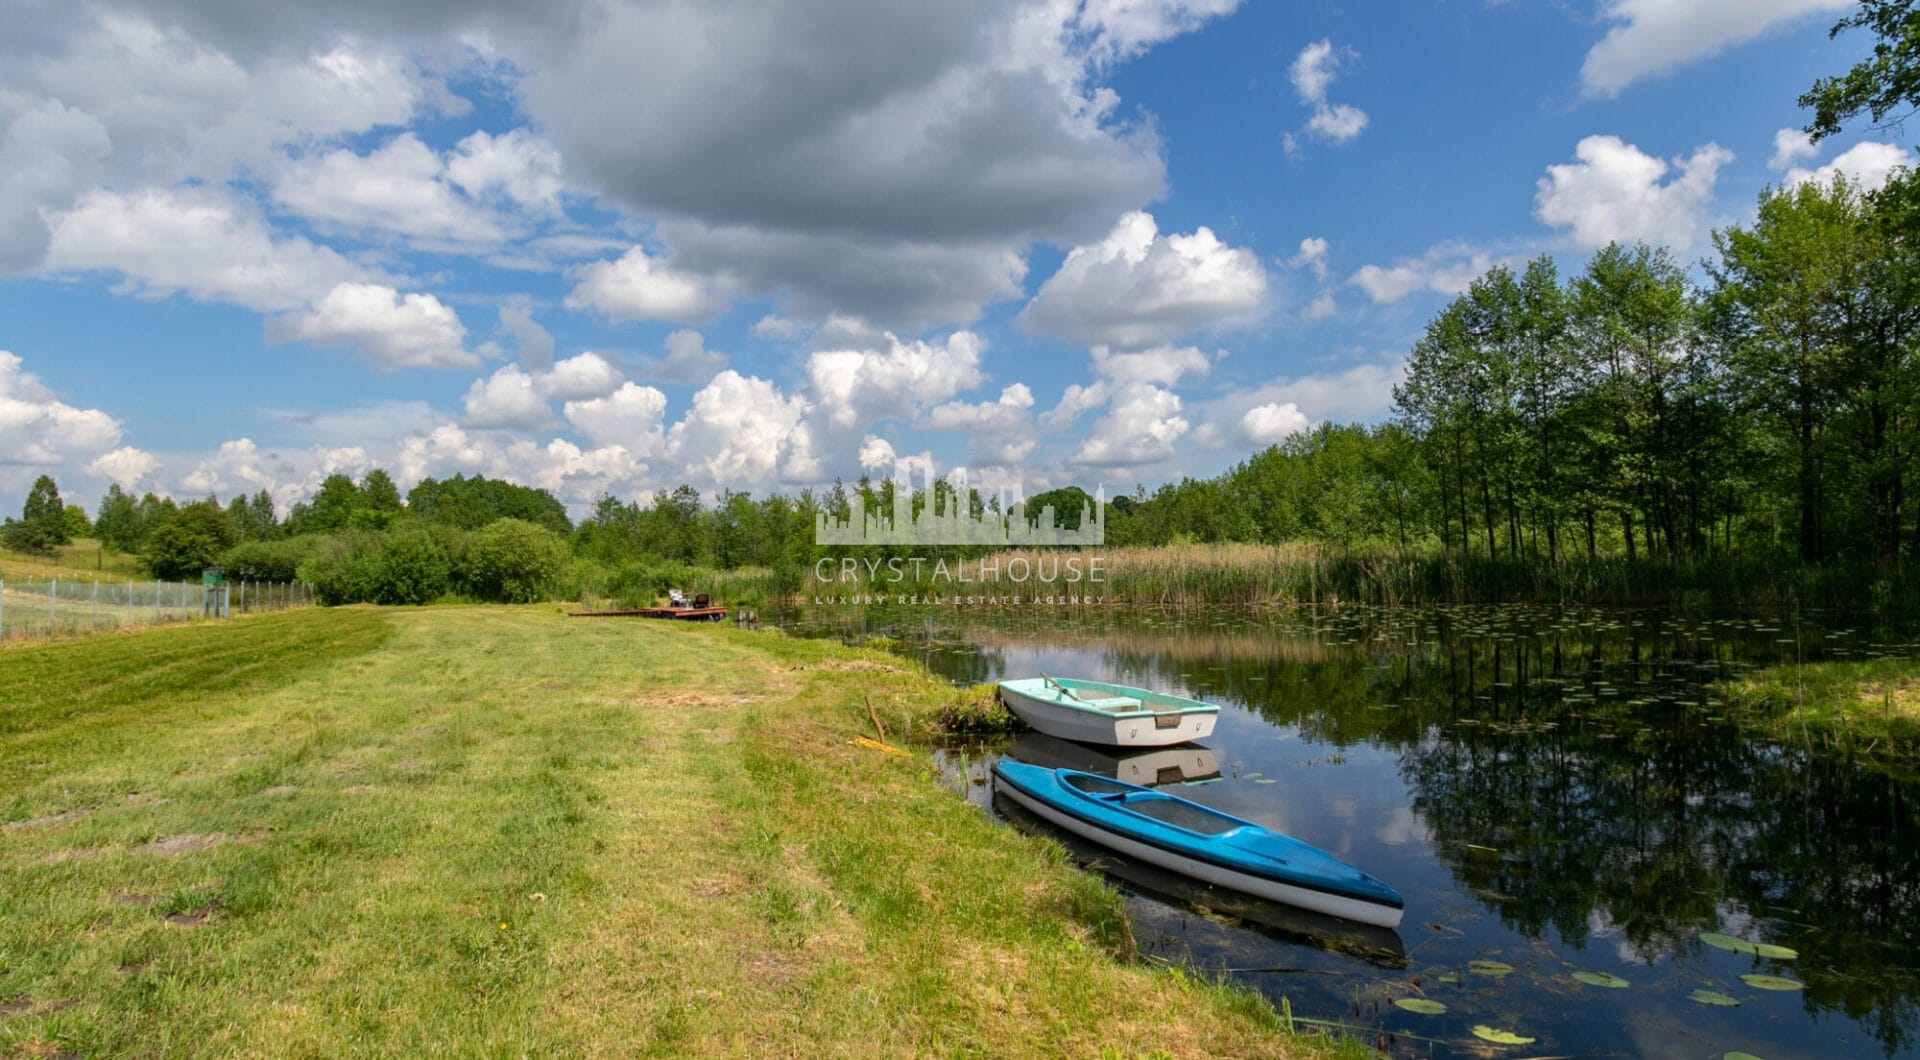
xmin=0 ymin=606 xmax=1345 ymax=1058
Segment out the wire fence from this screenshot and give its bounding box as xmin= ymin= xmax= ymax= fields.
xmin=0 ymin=578 xmax=314 ymax=641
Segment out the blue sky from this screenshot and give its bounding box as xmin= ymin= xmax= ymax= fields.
xmin=0 ymin=0 xmax=1908 ymax=519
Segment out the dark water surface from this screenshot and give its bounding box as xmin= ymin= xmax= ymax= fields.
xmin=779 ymin=603 xmax=1920 ymax=1059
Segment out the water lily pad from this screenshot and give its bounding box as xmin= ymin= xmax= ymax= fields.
xmin=1394 ymin=998 xmax=1447 ymax=1015
xmin=1688 ymin=989 xmax=1740 ymax=1007
xmin=1436 ymin=973 xmax=1463 ymax=984
xmin=1724 ymin=1053 xmax=1766 ymax=1060
xmin=1469 ymin=959 xmax=1516 ymax=978
xmin=1752 ymin=943 xmax=1799 ymax=961
xmin=1701 ymin=932 xmax=1758 ymax=954
xmin=1740 ymin=974 xmax=1804 ymax=991
xmin=1470 ymin=1025 xmax=1536 ymax=1045
xmin=1571 ymin=970 xmax=1629 ymax=988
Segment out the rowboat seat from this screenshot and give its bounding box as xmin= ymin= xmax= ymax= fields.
xmin=1074 ymin=695 xmax=1142 ymax=712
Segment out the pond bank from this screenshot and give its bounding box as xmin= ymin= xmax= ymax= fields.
xmin=0 ymin=606 xmax=1350 ymax=1057
xmin=1720 ymin=655 xmax=1920 ymax=774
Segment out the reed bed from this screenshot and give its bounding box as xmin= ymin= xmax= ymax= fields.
xmin=825 ymin=543 xmax=1920 ymax=612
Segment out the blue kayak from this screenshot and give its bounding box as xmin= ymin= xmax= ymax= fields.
xmin=991 ymin=760 xmax=1405 ymax=928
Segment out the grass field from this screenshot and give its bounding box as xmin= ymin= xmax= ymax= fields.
xmin=0 ymin=606 xmax=1350 ymax=1058
xmin=0 ymin=539 xmax=143 ymax=582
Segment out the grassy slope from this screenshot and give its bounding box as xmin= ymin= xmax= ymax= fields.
xmin=0 ymin=540 xmax=143 ymax=582
xmin=1720 ymin=656 xmax=1920 ymax=770
xmin=0 ymin=606 xmax=1342 ymax=1058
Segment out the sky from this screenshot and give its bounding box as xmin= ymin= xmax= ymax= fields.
xmin=1 ymin=0 xmax=1911 ymax=520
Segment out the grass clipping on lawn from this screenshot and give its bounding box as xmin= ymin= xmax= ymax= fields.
xmin=0 ymin=605 xmax=1342 ymax=1058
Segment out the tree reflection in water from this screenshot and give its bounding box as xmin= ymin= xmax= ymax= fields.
xmin=789 ymin=603 xmax=1920 ymax=1055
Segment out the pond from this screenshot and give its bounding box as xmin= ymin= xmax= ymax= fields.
xmin=778 ymin=603 xmax=1920 ymax=1059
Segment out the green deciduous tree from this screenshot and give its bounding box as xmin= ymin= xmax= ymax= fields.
xmin=144 ymin=499 xmax=241 ymax=580
xmin=3 ymin=475 xmax=70 ymax=556
xmin=1801 ymin=0 xmax=1920 ymax=141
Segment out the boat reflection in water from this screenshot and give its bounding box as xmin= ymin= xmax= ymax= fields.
xmin=1003 ymin=731 xmax=1221 ymax=788
xmin=991 ymin=792 xmax=1407 ymax=968
xmin=992 ymin=732 xmax=1403 ymax=966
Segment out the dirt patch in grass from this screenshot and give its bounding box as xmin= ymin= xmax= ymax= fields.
xmin=647 ymin=691 xmax=762 ymax=710
xmin=42 ymin=847 xmax=109 ymax=866
xmin=135 ymin=834 xmax=225 ymax=856
xmin=392 ymin=759 xmax=424 ymax=770
xmin=123 ymin=792 xmax=168 ymax=806
xmin=109 ymin=892 xmax=155 ymax=906
xmin=792 ymin=659 xmax=902 ymax=674
xmin=743 ymin=952 xmax=800 ymax=987
xmin=687 ymin=872 xmax=749 ymax=899
xmin=164 ymin=904 xmax=217 ymax=927
xmin=0 ymin=997 xmax=80 ymax=1022
xmin=3 ymin=810 xmax=87 ymax=830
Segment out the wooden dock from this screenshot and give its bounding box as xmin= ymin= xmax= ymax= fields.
xmin=568 ymin=606 xmax=729 ymax=622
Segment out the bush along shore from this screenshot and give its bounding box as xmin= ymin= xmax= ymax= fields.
xmin=0 ymin=606 xmax=1360 ymax=1058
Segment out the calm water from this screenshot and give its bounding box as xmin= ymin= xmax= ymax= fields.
xmin=779 ymin=603 xmax=1920 ymax=1059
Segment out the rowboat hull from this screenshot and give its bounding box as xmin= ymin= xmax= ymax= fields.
xmin=1005 ymin=732 xmax=1221 ymax=787
xmin=991 ymin=791 xmax=1406 ymax=966
xmin=991 ymin=761 xmax=1404 ymax=929
xmin=997 ymin=678 xmax=1218 ymax=747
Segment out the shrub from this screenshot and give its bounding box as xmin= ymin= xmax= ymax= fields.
xmin=221 ymin=538 xmax=318 ymax=582
xmin=460 ymin=519 xmax=569 ymax=603
xmin=377 ymin=528 xmax=453 ymax=605
xmin=301 ymin=533 xmax=385 ymax=606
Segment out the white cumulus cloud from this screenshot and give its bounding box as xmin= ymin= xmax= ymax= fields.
xmin=563 ymin=382 xmax=669 ymax=452
xmin=664 ymin=370 xmax=812 ymax=488
xmin=807 ymin=331 xmax=987 ymax=432
xmin=632 ymin=330 xmax=729 ymax=384
xmin=565 ymin=245 xmax=733 ymax=324
xmin=0 ymin=350 xmax=122 ymax=469
xmin=461 ymin=365 xmax=553 ymax=431
xmin=1019 ymin=211 xmax=1266 ymax=347
xmin=541 ymin=353 xmax=625 ymax=402
xmin=1786 ymin=141 xmax=1913 ymax=195
xmin=1769 ymin=128 xmax=1818 ymax=171
xmin=1534 ymin=135 xmax=1731 ymax=250
xmin=1581 ymin=0 xmax=1852 ymax=97
xmin=1288 ymin=39 xmax=1368 ymax=146
xmin=273 ymin=132 xmax=508 ymax=244
xmin=1350 ymin=243 xmax=1498 ymax=304
xmin=45 ymin=186 xmax=367 ymax=312
xmin=1071 ymin=383 xmax=1189 ymax=468
xmin=269 ymin=282 xmax=477 ymax=371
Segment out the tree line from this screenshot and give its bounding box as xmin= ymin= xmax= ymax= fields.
xmin=1108 ymin=174 xmax=1918 ymax=577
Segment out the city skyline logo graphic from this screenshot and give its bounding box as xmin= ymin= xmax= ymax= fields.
xmin=814 ymin=461 xmax=1105 ymax=547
